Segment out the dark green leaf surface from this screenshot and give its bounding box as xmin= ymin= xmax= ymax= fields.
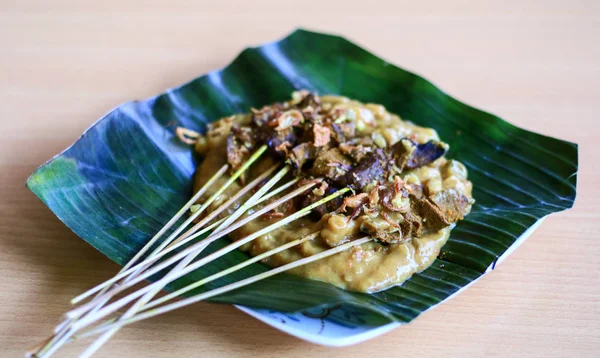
xmin=27 ymin=29 xmax=577 ymax=325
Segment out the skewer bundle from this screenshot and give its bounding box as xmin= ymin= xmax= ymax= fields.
xmin=29 ymin=144 xmax=372 ymax=357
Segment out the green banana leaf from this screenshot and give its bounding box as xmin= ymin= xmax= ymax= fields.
xmin=26 ymin=29 xmax=577 ymax=325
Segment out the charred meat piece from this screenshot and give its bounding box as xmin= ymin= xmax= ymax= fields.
xmin=251 ymin=105 xmax=298 ymax=157
xmin=295 ymin=92 xmax=321 ymax=110
xmin=337 ymin=122 xmax=356 ymax=139
xmin=400 ymin=211 xmax=423 ymax=238
xmin=323 ymin=183 xmax=345 ymax=215
xmin=311 ymin=148 xmax=352 ymax=181
xmin=338 ymin=142 xmax=373 ymax=163
xmin=226 ymin=125 xmax=255 ymax=171
xmin=298 ymin=182 xmax=344 ymax=219
xmin=251 ymin=104 xmax=284 ymax=127
xmin=393 ymin=139 xmax=448 ymax=170
xmin=226 ymin=134 xmax=250 ymax=171
xmin=254 ymin=124 xmax=297 ymax=157
xmin=338 ymin=150 xmax=387 ymax=190
xmin=360 ymin=218 xmax=401 ymax=244
xmin=418 ymin=189 xmax=472 ymax=232
xmin=360 ymin=207 xmax=425 ymax=244
xmin=392 ymin=139 xmax=416 ymax=170
xmin=339 ymin=137 xmax=374 ymax=163
xmin=330 ymin=122 xmax=356 ymax=144
xmin=408 ymin=141 xmax=448 ymax=169
xmin=288 ymin=143 xmax=317 ymax=172
xmin=330 ymin=123 xmax=345 ymax=144
xmin=206 ymin=115 xmax=235 ymax=142
xmin=231 ymin=125 xmax=255 ymax=146
xmin=296 ymin=123 xmax=331 ymax=148
xmin=429 ymin=189 xmax=472 ymax=221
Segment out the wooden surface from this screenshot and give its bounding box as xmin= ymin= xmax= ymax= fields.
xmin=1 ymin=1 xmax=599 ymax=357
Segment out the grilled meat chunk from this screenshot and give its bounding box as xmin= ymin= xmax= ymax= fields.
xmin=393 ymin=139 xmax=448 ymax=170
xmin=312 ymin=148 xmax=352 ymax=181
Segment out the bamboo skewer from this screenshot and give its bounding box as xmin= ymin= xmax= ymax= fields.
xmin=72 ymin=231 xmax=321 ymax=343
xmin=168 ymin=163 xmax=278 ymax=249
xmin=72 ymin=146 xmax=268 ymax=306
xmin=75 ymin=164 xmax=279 ymax=325
xmin=63 ymin=165 xmax=280 ymax=335
xmin=77 ymin=165 xmax=295 ymax=357
xmin=144 ymin=231 xmax=321 ymax=310
xmin=36 ymin=146 xmax=270 ymax=358
xmin=72 ymin=183 xmax=343 ymax=357
xmin=118 ymin=163 xmax=279 ymax=293
xmin=29 ymin=134 xmax=380 ymax=357
xmin=162 ymin=177 xmax=300 ymax=251
xmin=67 ymin=178 xmax=321 ymax=317
xmin=70 ymin=187 xmax=348 ymax=334
xmin=76 ymin=237 xmax=373 ymax=341
xmin=81 ymin=166 xmax=290 ymax=358
xmin=160 ymin=177 xmax=299 ymax=254
xmin=30 ymin=165 xmax=231 ymax=358
xmin=60 ymin=177 xmax=301 ymax=332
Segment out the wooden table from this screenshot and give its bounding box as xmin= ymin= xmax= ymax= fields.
xmin=1 ymin=1 xmax=598 ymax=357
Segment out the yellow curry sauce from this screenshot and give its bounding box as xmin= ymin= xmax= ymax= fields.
xmin=192 ymin=94 xmax=473 ymax=293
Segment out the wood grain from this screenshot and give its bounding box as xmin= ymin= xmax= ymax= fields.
xmin=1 ymin=1 xmax=598 ymax=357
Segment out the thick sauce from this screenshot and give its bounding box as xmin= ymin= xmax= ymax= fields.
xmin=193 ymin=95 xmax=472 ymax=293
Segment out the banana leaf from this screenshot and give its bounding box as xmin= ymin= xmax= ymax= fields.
xmin=26 ymin=29 xmax=577 ymax=327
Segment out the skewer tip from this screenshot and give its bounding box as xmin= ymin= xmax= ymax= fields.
xmin=65 ymin=310 xmax=79 ymax=319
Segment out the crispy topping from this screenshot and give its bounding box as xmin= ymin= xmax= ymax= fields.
xmin=312 ymin=181 xmax=329 ymax=196
xmin=339 ymin=193 xmax=369 ymax=213
xmin=175 ymin=127 xmax=201 ymax=145
xmin=313 ymin=124 xmax=331 ymax=147
xmin=271 ymin=110 xmax=304 ymax=131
